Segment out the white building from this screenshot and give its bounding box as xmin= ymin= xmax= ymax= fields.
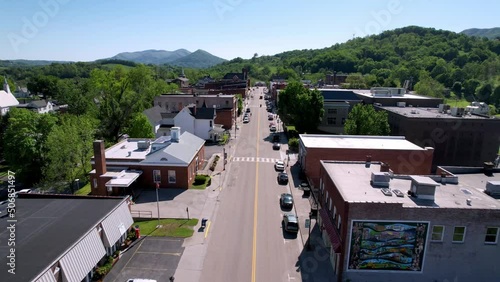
xmin=0 ymin=78 xmax=20 ymax=115
xmin=174 ymin=105 xmax=221 ymax=141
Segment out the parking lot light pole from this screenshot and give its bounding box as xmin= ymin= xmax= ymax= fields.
xmin=307 ymin=212 xmax=313 ymax=250
xmin=156 ymin=183 xmax=162 ymax=228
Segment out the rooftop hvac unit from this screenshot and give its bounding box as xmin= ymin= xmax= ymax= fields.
xmin=397 ymin=102 xmax=406 ymax=108
xmin=137 ymin=140 xmax=150 ymax=150
xmin=371 ymin=172 xmax=391 ymax=187
xmin=485 ymin=181 xmax=500 ymax=196
xmin=450 ymin=107 xmax=465 ymax=117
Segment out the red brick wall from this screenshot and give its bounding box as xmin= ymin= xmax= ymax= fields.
xmin=305 ymin=147 xmax=433 ymax=187
xmin=215 ymin=108 xmax=234 ymax=129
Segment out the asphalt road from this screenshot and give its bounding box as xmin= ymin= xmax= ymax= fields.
xmin=201 ymin=87 xmax=302 ymax=282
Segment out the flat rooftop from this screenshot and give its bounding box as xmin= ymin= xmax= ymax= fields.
xmin=300 ymin=134 xmax=425 ymax=151
xmin=321 ymin=161 xmax=500 ymax=209
xmin=105 ymin=138 xmax=153 ymax=160
xmin=159 ymin=94 xmax=235 ymax=97
xmin=354 ymin=90 xmax=433 ymax=99
xmin=0 ymin=196 xmax=126 ymax=282
xmin=382 ymin=106 xmax=492 ymax=119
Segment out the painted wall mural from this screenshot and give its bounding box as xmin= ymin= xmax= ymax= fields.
xmin=348 ymin=221 xmax=428 ymax=271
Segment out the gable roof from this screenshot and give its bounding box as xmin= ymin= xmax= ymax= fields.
xmin=318 ymin=89 xmax=361 ymax=101
xmin=0 ymin=90 xmax=20 ymax=108
xmin=223 ymin=72 xmax=244 ymax=80
xmin=143 ymin=105 xmax=164 ymax=125
xmin=28 ymin=100 xmax=48 ymax=108
xmin=188 ymin=107 xmax=216 ymax=120
xmin=142 ymin=131 xmax=205 ymax=165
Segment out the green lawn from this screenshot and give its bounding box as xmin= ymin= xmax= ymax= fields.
xmin=134 ymin=218 xmax=198 ymax=237
xmin=74 ymin=183 xmax=91 ymax=195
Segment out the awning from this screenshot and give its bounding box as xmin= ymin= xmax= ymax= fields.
xmin=34 ymin=269 xmax=57 ymax=282
xmin=319 ymin=208 xmax=342 ymax=253
xmin=60 ymin=229 xmax=106 ymax=282
xmin=104 ymin=170 xmax=142 ymax=188
xmin=101 ymin=202 xmax=134 ymax=247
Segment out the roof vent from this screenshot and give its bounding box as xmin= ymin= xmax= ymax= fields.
xmin=409 ymin=176 xmax=439 ymax=201
xmin=485 ymin=181 xmax=500 ymax=196
xmin=392 ymin=189 xmax=404 ymax=197
xmin=127 ymin=151 xmax=132 ymax=157
xmin=381 ymin=188 xmax=392 ymax=196
xmin=483 ymin=161 xmax=494 ymax=176
xmin=371 ymin=172 xmax=390 ymax=187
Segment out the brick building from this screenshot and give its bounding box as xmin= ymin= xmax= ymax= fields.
xmin=381 ymin=105 xmax=500 ymax=168
xmin=202 ymin=68 xmax=250 ymax=98
xmin=298 ymin=134 xmax=434 ymax=187
xmin=317 ymin=161 xmax=500 ymax=282
xmin=317 ymin=89 xmax=363 ymax=134
xmin=89 ymin=128 xmax=205 ymax=196
xmin=153 ymin=94 xmax=236 ymax=129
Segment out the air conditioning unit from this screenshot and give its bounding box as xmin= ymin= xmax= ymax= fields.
xmin=371 ymin=172 xmax=390 ymax=187
xmin=485 ymin=181 xmax=500 ymax=196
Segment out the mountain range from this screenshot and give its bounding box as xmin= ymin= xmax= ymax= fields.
xmin=460 ymin=27 xmax=500 ymax=39
xmin=108 ymin=49 xmax=226 ymax=68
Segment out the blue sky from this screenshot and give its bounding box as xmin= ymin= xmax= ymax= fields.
xmin=1 ymin=0 xmax=499 ymax=61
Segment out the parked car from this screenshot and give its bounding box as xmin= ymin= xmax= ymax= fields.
xmin=283 ymin=213 xmax=299 ymax=233
xmin=270 ymin=125 xmax=277 ymax=132
xmin=243 ymin=117 xmax=250 ymax=123
xmin=275 ymin=160 xmax=285 ymax=171
xmin=268 ymin=115 xmax=274 ymax=121
xmin=280 ymin=193 xmax=294 ymax=209
xmin=277 ymin=172 xmax=288 ymax=184
xmin=246 ymin=108 xmax=251 ymax=113
xmin=273 ymin=142 xmax=281 ymax=150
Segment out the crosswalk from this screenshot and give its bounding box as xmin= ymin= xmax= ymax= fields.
xmin=231 ymin=157 xmax=282 ymax=163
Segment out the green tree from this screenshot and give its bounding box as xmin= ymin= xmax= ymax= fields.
xmin=125 ymin=113 xmax=155 ymax=138
xmin=27 ymin=75 xmax=59 ymax=100
xmin=476 ymin=83 xmax=493 ymax=103
xmin=43 ymin=115 xmax=98 ymax=192
xmin=414 ymin=72 xmax=445 ymax=97
xmin=277 ymin=81 xmax=324 ymax=133
xmin=491 ymin=85 xmax=500 ymax=107
xmin=345 ymin=73 xmax=366 ymax=89
xmin=451 ymin=81 xmax=463 ymax=99
xmin=344 ymin=104 xmax=390 ymax=135
xmin=463 ymin=79 xmax=481 ymax=97
xmin=3 ymin=108 xmax=58 ymax=185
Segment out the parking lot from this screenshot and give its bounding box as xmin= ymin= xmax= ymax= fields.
xmin=104 ymin=237 xmax=184 ymax=282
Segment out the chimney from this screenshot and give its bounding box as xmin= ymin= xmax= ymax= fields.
xmin=483 ymin=161 xmax=494 ymax=176
xmin=171 ymin=127 xmax=180 ymax=142
xmin=365 ymin=155 xmax=372 ymax=168
xmin=380 ymin=162 xmax=390 ymax=172
xmin=93 ymin=140 xmax=107 ymax=176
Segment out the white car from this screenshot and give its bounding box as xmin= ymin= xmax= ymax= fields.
xmin=243 ymin=117 xmax=250 ymax=123
xmin=275 ymin=160 xmax=285 ymax=171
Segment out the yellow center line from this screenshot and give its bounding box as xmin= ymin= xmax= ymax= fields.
xmin=204 ymin=221 xmax=211 ymax=238
xmin=251 ymin=100 xmax=261 ymax=282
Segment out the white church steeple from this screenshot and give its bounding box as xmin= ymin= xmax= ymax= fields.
xmin=3 ymin=77 xmax=11 ymax=94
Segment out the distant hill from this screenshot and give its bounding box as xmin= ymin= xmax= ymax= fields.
xmin=168 ymin=49 xmax=227 ymax=68
xmin=0 ymin=59 xmax=72 ymax=67
xmin=109 ymin=49 xmax=191 ymax=65
xmin=460 ymin=28 xmax=500 ymax=39
xmin=107 ymin=49 xmax=226 ymax=68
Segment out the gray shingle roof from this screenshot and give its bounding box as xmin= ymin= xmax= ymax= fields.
xmin=188 ymin=107 xmax=215 ymax=120
xmin=143 ymin=106 xmax=164 ymax=124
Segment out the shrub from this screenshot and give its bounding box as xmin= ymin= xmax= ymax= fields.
xmin=288 ymin=137 xmax=299 ymax=152
xmin=194 ymin=175 xmax=208 ymax=185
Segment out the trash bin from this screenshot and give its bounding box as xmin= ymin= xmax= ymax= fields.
xmin=302 ymin=187 xmax=311 ymax=198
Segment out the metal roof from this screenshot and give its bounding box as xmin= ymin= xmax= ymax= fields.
xmin=101 ymin=202 xmax=134 ymax=247
xmin=300 ymin=134 xmax=424 ymax=150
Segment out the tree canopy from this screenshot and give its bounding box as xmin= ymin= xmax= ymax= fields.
xmin=344 ymin=104 xmax=390 ymax=135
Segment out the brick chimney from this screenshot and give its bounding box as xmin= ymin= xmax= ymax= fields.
xmin=365 ymin=155 xmax=372 ymax=168
xmin=93 ymin=140 xmax=107 ymax=176
xmin=380 ymin=162 xmax=390 ymax=172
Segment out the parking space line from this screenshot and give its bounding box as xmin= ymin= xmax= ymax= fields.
xmin=204 ymin=221 xmax=211 ymax=238
xmin=112 ymin=238 xmax=146 ymax=282
xmin=135 ymin=251 xmax=181 ymax=256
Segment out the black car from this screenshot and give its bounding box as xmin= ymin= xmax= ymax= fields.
xmin=273 ymin=142 xmax=281 ymax=150
xmin=280 ymin=193 xmax=294 ymax=209
xmin=277 ymin=172 xmax=288 ymax=184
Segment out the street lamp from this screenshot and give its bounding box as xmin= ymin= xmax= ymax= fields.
xmin=156 ymin=183 xmax=162 ymax=228
xmin=75 ymin=179 xmax=79 ymax=192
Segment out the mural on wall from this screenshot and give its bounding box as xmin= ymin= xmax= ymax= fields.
xmin=348 ymin=221 xmax=428 ymax=271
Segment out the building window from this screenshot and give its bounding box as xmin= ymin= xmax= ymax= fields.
xmin=93 ymin=178 xmax=97 ymax=189
xmin=328 ymin=108 xmax=337 ymax=114
xmin=337 ymin=215 xmax=341 ymax=231
xmin=153 ymin=170 xmax=161 ymax=183
xmin=452 ymin=226 xmax=466 ymax=243
xmin=168 ymin=170 xmax=176 ymax=183
xmin=329 ymin=198 xmax=332 ymax=211
xmin=157 ymin=101 xmax=162 ymax=107
xmin=431 ymin=225 xmax=445 ymax=242
xmin=325 ymin=191 xmax=329 ymax=205
xmin=327 ymin=118 xmax=336 ymax=125
xmin=333 ymin=206 xmax=337 ymax=222
xmin=485 ymin=227 xmax=499 ymax=244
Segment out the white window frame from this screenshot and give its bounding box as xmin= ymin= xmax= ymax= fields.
xmin=93 ymin=178 xmax=97 ymax=189
xmin=329 ymin=198 xmax=332 ymax=211
xmin=337 ymin=215 xmax=342 ymax=231
xmin=168 ymin=170 xmax=176 ymax=184
xmin=153 ymin=170 xmax=161 ymax=183
xmin=431 ymin=225 xmax=445 ymax=242
xmin=452 ymin=226 xmax=466 ymax=243
xmin=485 ymin=227 xmax=499 ymax=244
xmin=333 ymin=206 xmax=337 ymax=222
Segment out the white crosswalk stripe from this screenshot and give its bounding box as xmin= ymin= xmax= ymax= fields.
xmin=231 ymin=157 xmax=282 ymax=163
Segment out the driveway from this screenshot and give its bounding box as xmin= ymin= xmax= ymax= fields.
xmin=104 ymin=237 xmax=183 ymax=282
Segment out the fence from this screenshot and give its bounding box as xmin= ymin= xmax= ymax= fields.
xmin=130 ymin=210 xmax=153 ymax=218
